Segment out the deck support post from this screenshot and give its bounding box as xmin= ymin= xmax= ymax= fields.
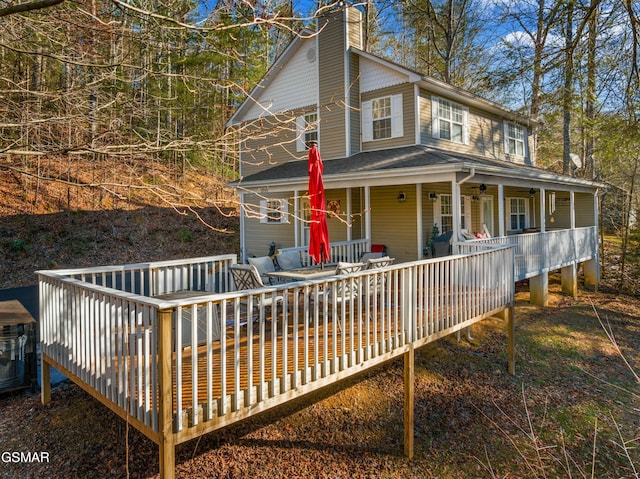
xmin=505 ymin=306 xmax=515 ymax=376
xmin=41 ymin=355 xmax=51 ymax=405
xmin=403 ymin=344 xmax=415 ymax=459
xmin=561 ymin=264 xmax=578 ymax=298
xmin=158 ymin=309 xmax=176 ymax=479
xmin=583 ymin=259 xmax=599 ymax=291
xmin=529 ymin=272 xmax=548 ymax=307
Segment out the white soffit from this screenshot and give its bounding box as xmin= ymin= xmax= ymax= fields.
xmin=359 ymin=56 xmax=410 ymax=93
xmin=241 ymin=41 xmax=319 ymax=121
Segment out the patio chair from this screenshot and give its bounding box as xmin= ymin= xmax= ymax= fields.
xmin=314 ymin=261 xmax=363 ymax=308
xmin=247 ymin=256 xmax=279 ymax=284
xmin=364 ymin=256 xmax=395 ymax=298
xmin=359 ymin=251 xmax=383 ymax=262
xmin=229 ymin=264 xmax=285 ymax=320
xmin=274 ymin=250 xmax=303 ymax=271
xmin=365 ymin=256 xmax=395 ymax=270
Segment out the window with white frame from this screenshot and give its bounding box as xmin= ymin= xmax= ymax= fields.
xmin=504 ymin=122 xmax=526 ymax=157
xmin=434 ymin=194 xmax=471 ymax=233
xmin=362 ymin=94 xmax=403 ymax=142
xmin=439 ymin=194 xmax=454 ymax=233
xmin=259 ymin=199 xmax=289 ymax=224
xmin=296 ymin=112 xmax=319 ymax=152
xmin=432 ymin=96 xmax=469 ymax=144
xmin=372 ymin=97 xmax=392 ymax=139
xmin=507 ymin=197 xmax=528 ymax=231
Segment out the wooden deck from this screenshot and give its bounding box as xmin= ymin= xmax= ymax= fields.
xmin=39 ymin=248 xmax=522 ymax=478
xmin=174 ymin=303 xmax=398 ymax=412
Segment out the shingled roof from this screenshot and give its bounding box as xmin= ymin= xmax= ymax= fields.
xmin=229 ymin=145 xmax=597 ymax=190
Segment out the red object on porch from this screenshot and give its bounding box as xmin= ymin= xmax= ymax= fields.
xmin=371 ymin=244 xmax=386 ymax=253
xmin=307 ymin=144 xmax=330 ymax=264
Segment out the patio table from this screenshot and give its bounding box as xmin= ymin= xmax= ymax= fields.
xmin=266 ymin=264 xmax=338 ymax=282
xmin=154 ymin=290 xmax=221 ymax=345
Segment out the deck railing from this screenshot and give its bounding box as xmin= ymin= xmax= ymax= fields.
xmin=455 ymin=226 xmax=598 ymax=281
xmin=38 ymin=246 xmax=514 ymax=449
xmin=278 ymin=238 xmax=370 ymax=266
xmin=43 ymin=255 xmax=237 ymax=296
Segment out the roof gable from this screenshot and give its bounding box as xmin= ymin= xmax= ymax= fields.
xmin=359 ymin=56 xmax=411 ymax=93
xmin=227 ymin=30 xmax=318 ymax=126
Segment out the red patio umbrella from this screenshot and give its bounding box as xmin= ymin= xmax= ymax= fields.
xmin=307 ymin=143 xmax=330 ymax=265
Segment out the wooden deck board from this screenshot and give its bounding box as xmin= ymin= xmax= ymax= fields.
xmin=173 ymin=305 xmax=395 ymax=412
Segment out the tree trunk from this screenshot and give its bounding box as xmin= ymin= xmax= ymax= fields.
xmin=562 ymin=0 xmax=574 ymax=176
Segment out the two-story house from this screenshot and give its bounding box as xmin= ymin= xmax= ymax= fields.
xmin=226 ymin=5 xmax=600 ymax=299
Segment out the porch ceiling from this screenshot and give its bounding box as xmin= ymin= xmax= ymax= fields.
xmin=229 ymin=145 xmax=600 ymax=193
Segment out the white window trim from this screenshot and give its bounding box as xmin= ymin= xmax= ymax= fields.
xmin=506 ymin=197 xmax=529 ymax=232
xmin=296 ymin=111 xmax=319 ymax=152
xmin=433 ymin=194 xmax=471 ymax=233
xmin=431 ymin=96 xmax=469 ymax=145
xmin=503 ymin=121 xmax=527 ymax=158
xmin=259 ymin=199 xmax=289 ymax=224
xmin=362 ymin=94 xmax=403 ymax=142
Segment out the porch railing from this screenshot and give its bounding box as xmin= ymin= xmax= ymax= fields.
xmin=455 ymin=226 xmax=598 ymax=281
xmin=278 ymin=238 xmax=370 ymax=266
xmin=38 ymin=246 xmax=514 ymax=446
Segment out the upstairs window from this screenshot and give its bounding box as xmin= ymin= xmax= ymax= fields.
xmin=372 ymin=97 xmax=392 ymax=139
xmin=431 ymin=96 xmax=469 ymax=144
xmin=505 ymin=122 xmax=526 ymax=157
xmin=259 ymin=199 xmax=289 ymax=224
xmin=362 ymin=94 xmax=403 ymax=142
xmin=296 ymin=111 xmax=319 ymax=152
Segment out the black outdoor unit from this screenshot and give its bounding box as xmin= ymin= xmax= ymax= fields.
xmin=0 ymin=300 xmax=37 ymax=393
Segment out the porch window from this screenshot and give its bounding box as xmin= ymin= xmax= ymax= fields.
xmin=259 ymin=199 xmax=289 ymax=224
xmin=439 ymin=195 xmax=453 ymax=232
xmin=362 ymin=94 xmax=403 ymax=142
xmin=507 ymin=197 xmax=528 ymax=231
xmin=434 ymin=194 xmax=472 ymax=233
xmin=296 ymin=111 xmax=319 ymax=151
xmin=431 ymin=96 xmax=469 ymax=144
xmin=504 ymin=122 xmax=526 ymax=157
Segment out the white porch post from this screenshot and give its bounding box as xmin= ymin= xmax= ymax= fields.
xmin=294 ymin=190 xmax=300 ymax=247
xmin=531 ymin=186 xmax=549 ymax=306
xmin=346 ymin=187 xmax=352 ymax=242
xmin=365 ymin=185 xmax=371 ymax=248
xmin=539 ymin=187 xmax=546 ymax=233
xmin=451 ymin=179 xmax=461 ymax=243
xmin=416 ymin=184 xmax=423 ymax=258
xmin=498 ymin=184 xmax=505 ymax=237
xmin=562 ymin=191 xmax=578 ymax=297
xmin=239 ymin=192 xmax=246 ymax=262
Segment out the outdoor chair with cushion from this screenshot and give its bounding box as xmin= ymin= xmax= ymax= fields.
xmin=359 ymin=251 xmax=383 ymax=263
xmin=229 ymin=264 xmax=285 ymax=322
xmin=365 ymin=256 xmax=395 ymax=270
xmin=275 ymin=250 xmax=303 ymax=271
xmin=460 ymin=229 xmax=477 ymax=241
xmin=314 ymin=262 xmax=363 ymax=309
xmin=247 ymin=256 xmax=279 ymax=284
xmin=364 ymin=256 xmax=395 ymax=298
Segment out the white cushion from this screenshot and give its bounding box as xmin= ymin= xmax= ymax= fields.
xmin=276 ymin=251 xmax=302 ymax=270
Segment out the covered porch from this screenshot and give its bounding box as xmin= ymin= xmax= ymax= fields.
xmin=237 ymin=147 xmax=601 ymax=306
